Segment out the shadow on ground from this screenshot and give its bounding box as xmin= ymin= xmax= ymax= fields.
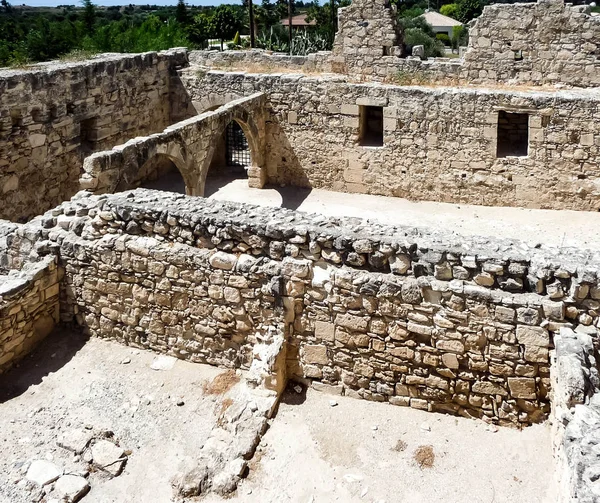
xmin=279 ymin=381 xmax=308 ymax=406
xmin=267 ymin=185 xmax=313 ymax=211
xmin=0 ymin=329 xmax=89 ymax=403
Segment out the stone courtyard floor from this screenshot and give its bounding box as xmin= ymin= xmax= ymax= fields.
xmin=0 ymin=331 xmax=556 ymax=503
xmin=203 ymin=178 xmax=600 ymax=250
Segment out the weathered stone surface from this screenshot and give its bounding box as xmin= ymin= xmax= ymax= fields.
xmin=516 ymin=326 xmax=549 ymax=348
xmin=26 ymin=460 xmax=63 ymax=486
xmin=58 ymin=429 xmax=94 ymax=455
xmin=54 ymin=475 xmax=90 ymax=503
xmin=91 ymin=440 xmax=127 ymax=476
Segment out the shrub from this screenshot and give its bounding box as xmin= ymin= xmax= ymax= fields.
xmin=451 ymin=25 xmax=468 ymax=50
xmin=436 ymin=33 xmax=451 ymax=46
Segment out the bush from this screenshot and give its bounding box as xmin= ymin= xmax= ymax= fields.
xmin=436 ymin=33 xmax=451 ymax=46
xmin=404 ymin=27 xmax=445 ymax=58
xmin=451 ymin=25 xmax=468 ymax=50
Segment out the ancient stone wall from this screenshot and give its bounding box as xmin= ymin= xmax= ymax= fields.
xmin=0 ymin=255 xmax=60 ymax=373
xmin=183 ymin=70 xmax=600 ymax=211
xmin=10 ymin=189 xmax=600 ymax=426
xmin=0 ymin=49 xmax=190 ymax=223
xmin=331 ymin=0 xmax=403 ymax=74
xmin=464 ymin=0 xmax=600 ymax=87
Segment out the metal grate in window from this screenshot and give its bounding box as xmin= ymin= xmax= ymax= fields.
xmin=226 ymin=121 xmax=251 ymax=168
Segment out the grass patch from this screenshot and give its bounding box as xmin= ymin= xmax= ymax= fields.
xmin=203 ymin=370 xmax=240 ymax=395
xmin=413 ymin=445 xmax=435 ymax=469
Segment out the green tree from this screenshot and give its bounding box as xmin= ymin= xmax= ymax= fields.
xmin=1 ymin=0 xmax=12 ymax=14
xmin=209 ymin=5 xmax=242 ymax=50
xmin=188 ymin=11 xmax=212 ymax=48
xmin=439 ymin=3 xmax=458 ymax=19
xmin=456 ymin=0 xmax=481 ymax=23
xmin=175 ymin=0 xmax=188 ymax=25
xmin=81 ymin=0 xmax=96 ymax=32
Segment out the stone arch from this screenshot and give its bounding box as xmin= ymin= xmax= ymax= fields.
xmin=193 ymin=93 xmax=243 ymax=115
xmin=116 ymin=141 xmax=198 ymax=196
xmin=198 ymin=108 xmax=265 ymax=196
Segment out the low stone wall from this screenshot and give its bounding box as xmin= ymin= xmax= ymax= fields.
xmin=552 ymin=327 xmax=600 ymax=502
xmin=80 ymin=93 xmax=267 ymax=196
xmin=189 ymin=49 xmax=461 ymax=82
xmin=12 ymin=189 xmax=600 ymax=426
xmin=0 ymin=49 xmax=190 ymax=222
xmin=0 ymin=255 xmax=60 ymax=373
xmin=191 ymin=0 xmax=600 ymax=88
xmin=183 ymin=70 xmax=600 ymax=211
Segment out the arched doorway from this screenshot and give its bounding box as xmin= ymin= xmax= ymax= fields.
xmin=205 ymin=120 xmax=251 ymax=197
xmin=138 ymin=153 xmax=187 ymax=194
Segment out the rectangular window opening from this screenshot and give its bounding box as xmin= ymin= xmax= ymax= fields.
xmin=497 ymin=111 xmax=529 ymax=158
xmin=359 ymin=106 xmax=384 ymax=147
xmin=80 ymin=117 xmax=99 ymax=154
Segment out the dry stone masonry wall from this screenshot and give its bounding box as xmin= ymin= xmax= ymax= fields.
xmin=183 ymin=70 xmax=600 ymax=211
xmin=0 ymin=49 xmax=189 ymax=223
xmin=6 ymin=189 xmax=600 ymax=427
xmin=464 ymin=0 xmax=600 ymax=87
xmin=552 ymin=327 xmax=600 ymax=502
xmin=190 ymin=0 xmax=600 ymax=87
xmin=0 ymin=255 xmax=60 ymax=373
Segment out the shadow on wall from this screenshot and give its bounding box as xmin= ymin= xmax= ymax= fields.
xmin=0 ymin=329 xmax=89 ymax=403
xmin=266 ymin=115 xmax=311 ymax=193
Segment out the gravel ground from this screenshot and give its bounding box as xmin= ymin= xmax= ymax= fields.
xmin=0 ymin=331 xmax=234 ymax=503
xmin=205 ymin=386 xmax=557 ymax=503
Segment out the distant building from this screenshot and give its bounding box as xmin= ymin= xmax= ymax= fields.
xmin=280 ymin=14 xmax=317 ymax=30
xmin=419 ymin=11 xmax=463 ymax=38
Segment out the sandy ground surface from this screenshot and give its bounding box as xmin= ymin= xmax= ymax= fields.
xmin=205 ymin=386 xmax=557 ymax=503
xmin=145 ymin=171 xmax=600 ymax=250
xmin=0 ymin=331 xmax=237 ymax=503
xmin=0 ymin=332 xmax=556 ymax=503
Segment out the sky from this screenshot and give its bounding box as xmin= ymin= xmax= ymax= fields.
xmin=13 ymin=0 xmax=245 ymax=6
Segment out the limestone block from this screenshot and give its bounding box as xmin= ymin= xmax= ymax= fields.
xmin=29 ymin=134 xmax=47 ymax=148
xmin=471 ymin=381 xmax=508 ymax=396
xmin=2 ymin=175 xmax=19 ymax=194
xmin=336 ymin=313 xmax=368 ymax=332
xmin=302 ymin=344 xmax=329 ymax=365
xmin=507 ymin=377 xmax=536 ymax=399
xmin=516 ymin=325 xmax=549 ymax=348
xmin=340 ymin=104 xmax=359 ymax=116
xmin=209 ymin=252 xmax=237 ymax=271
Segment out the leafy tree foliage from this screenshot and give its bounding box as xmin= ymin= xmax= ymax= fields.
xmin=209 ymin=5 xmax=243 ymax=50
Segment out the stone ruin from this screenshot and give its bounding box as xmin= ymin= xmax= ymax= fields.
xmin=2 ymin=0 xmax=600 ymax=500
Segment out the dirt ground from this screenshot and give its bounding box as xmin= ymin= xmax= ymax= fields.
xmin=1 ymin=333 xmax=557 ymax=503
xmin=0 ymin=331 xmax=236 ymax=503
xmin=206 ymin=386 xmax=557 ymax=503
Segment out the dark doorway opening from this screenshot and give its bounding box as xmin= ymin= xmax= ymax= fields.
xmin=205 ymin=121 xmax=250 ymax=197
xmin=139 ymin=154 xmax=186 ymax=194
xmin=359 ymin=106 xmax=384 ymax=147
